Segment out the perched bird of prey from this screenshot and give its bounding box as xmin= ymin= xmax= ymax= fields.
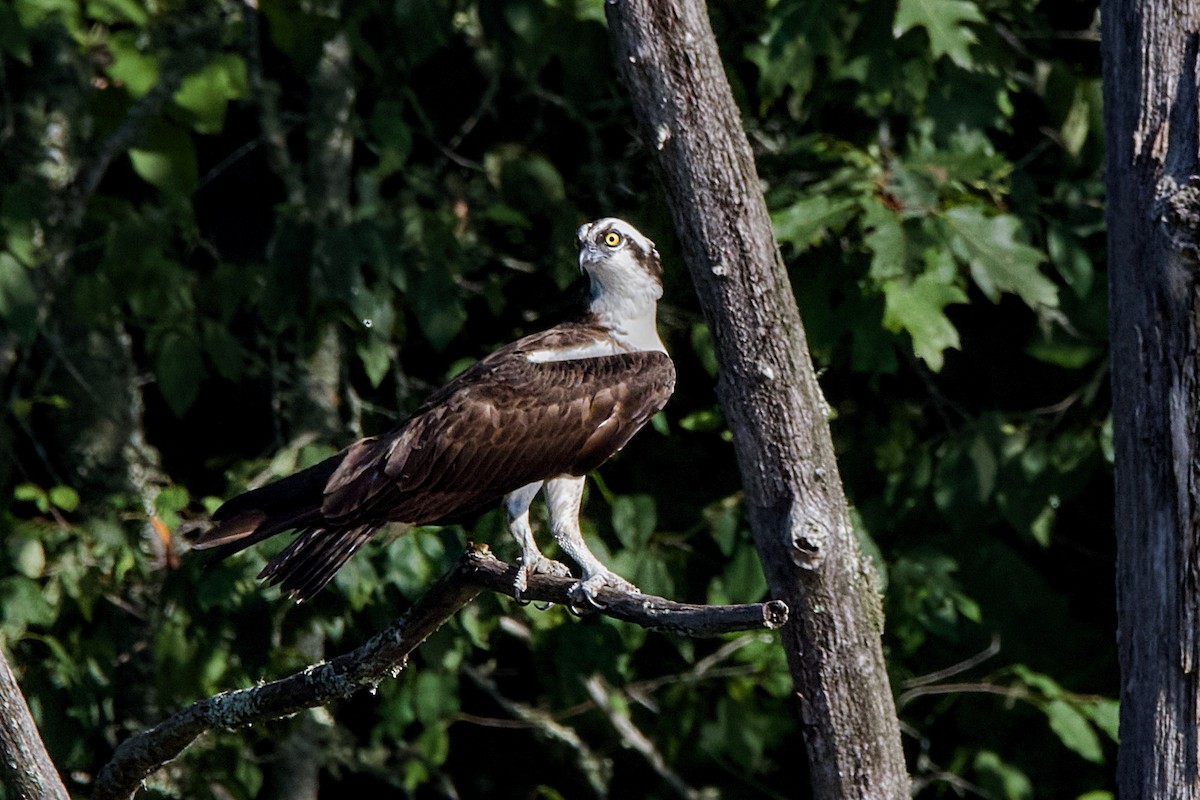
xmin=188 ymin=218 xmax=675 ymax=605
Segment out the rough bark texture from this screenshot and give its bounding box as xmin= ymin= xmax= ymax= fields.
xmin=0 ymin=645 xmax=70 ymax=800
xmin=1102 ymin=2 xmax=1200 ymax=797
xmin=92 ymin=547 xmax=787 ymax=800
xmin=605 ymin=2 xmax=910 ymax=797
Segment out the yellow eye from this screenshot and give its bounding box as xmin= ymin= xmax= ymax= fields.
xmin=603 ymin=231 xmax=622 ymax=248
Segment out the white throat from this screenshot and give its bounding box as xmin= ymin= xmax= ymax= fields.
xmin=589 ymin=283 xmax=665 ymax=353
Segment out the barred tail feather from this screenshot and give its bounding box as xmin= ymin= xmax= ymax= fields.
xmin=258 ymin=525 xmax=379 ymax=601
xmin=187 ymin=455 xmax=344 ymax=558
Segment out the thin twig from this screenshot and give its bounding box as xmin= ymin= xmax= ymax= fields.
xmin=897 ymin=681 xmax=1032 ymax=709
xmin=583 ymin=674 xmax=713 ymax=800
xmin=463 ymin=663 xmax=611 ymax=798
xmin=901 ymin=634 xmax=1001 ymax=689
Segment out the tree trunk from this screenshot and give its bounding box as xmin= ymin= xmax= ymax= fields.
xmin=605 ymin=2 xmax=910 ymax=797
xmin=1103 ymin=2 xmax=1200 ymax=797
xmin=0 ymin=646 xmax=69 ymax=800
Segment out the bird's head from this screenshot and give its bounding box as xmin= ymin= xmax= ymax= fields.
xmin=576 ymin=218 xmax=663 ymax=312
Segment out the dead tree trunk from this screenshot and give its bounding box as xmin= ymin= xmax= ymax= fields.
xmin=1102 ymin=2 xmax=1200 ymax=797
xmin=606 ymin=2 xmax=910 ymax=797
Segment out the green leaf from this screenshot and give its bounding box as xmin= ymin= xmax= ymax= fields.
xmin=1080 ymin=698 xmax=1120 ymax=742
xmin=973 ymin=751 xmax=1033 ymax=800
xmin=412 ymin=670 xmax=459 ymax=725
xmin=129 ymin=121 xmax=199 ymax=195
xmin=882 ymin=273 xmax=967 ymax=371
xmin=105 ymin=30 xmax=160 ymax=97
xmin=894 ymin=0 xmax=984 ymax=69
xmin=0 ymin=576 xmax=57 ymax=634
xmin=1045 ymin=699 xmax=1105 ymax=763
xmin=48 ymin=485 xmax=79 ymax=512
xmin=864 ymin=212 xmax=909 ymax=282
xmin=13 ymin=483 xmax=48 ymax=513
xmin=1025 ymin=338 xmax=1103 ymax=369
xmin=1047 ymin=223 xmax=1094 ymax=297
xmin=87 ymin=0 xmax=149 ymax=25
xmin=942 ymin=207 xmax=1058 ymax=310
xmin=201 ymin=321 xmax=247 ymax=381
xmin=155 ymin=331 xmax=204 ymax=416
xmin=611 ymin=494 xmax=656 ymax=551
xmin=413 ymin=270 xmax=466 ymax=351
xmin=690 ymin=323 xmax=719 ymax=377
xmin=370 ymin=99 xmax=413 ymax=172
xmin=8 ymin=536 xmax=45 ymax=579
xmin=1011 ymin=664 xmax=1063 ymax=699
xmin=0 ymin=3 xmax=31 ymax=63
xmin=356 ymin=337 xmax=392 ymax=388
xmin=772 ymin=195 xmax=857 ymax=253
xmin=0 ymin=253 xmax=38 ymax=344
xmin=173 ymin=54 xmax=248 ymax=135
xmin=712 ymin=544 xmax=768 ymax=605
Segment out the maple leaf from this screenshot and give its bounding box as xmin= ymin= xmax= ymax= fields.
xmin=894 ymin=0 xmax=985 ymax=68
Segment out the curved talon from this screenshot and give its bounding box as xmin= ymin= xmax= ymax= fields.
xmin=534 ymin=601 xmax=552 ymax=611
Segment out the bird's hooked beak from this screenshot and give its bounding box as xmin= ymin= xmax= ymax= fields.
xmin=575 ymin=222 xmax=594 ymax=274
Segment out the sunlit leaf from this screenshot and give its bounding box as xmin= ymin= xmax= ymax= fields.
xmin=48 ymin=485 xmax=79 ymax=512
xmin=973 ymin=751 xmax=1033 ymax=800
xmin=772 ymin=195 xmax=858 ymax=253
xmin=1045 ymin=699 xmax=1105 ymax=763
xmin=881 ymin=273 xmax=967 ymax=371
xmin=105 ymin=30 xmax=160 ymax=96
xmin=943 ymin=207 xmax=1058 ymax=310
xmin=894 ymin=0 xmax=984 ymax=68
xmin=173 ymin=54 xmax=248 ymax=135
xmin=129 ymin=121 xmax=199 ymax=195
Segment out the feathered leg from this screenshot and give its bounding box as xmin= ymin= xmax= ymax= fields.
xmin=544 ymin=476 xmax=639 ymax=606
xmin=504 ymin=481 xmax=570 ymax=594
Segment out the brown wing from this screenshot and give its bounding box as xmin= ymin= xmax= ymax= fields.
xmin=321 ymin=347 xmax=676 ymax=526
xmin=191 ymin=325 xmax=674 ymax=600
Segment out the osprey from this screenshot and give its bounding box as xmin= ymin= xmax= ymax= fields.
xmin=188 ymin=218 xmax=675 ymax=606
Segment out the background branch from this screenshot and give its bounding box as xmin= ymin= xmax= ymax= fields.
xmin=92 ymin=546 xmax=788 ymax=800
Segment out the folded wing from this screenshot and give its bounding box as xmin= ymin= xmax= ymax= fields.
xmin=189 ymin=344 xmax=674 ymax=600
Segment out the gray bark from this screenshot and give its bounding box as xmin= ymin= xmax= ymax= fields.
xmin=605 ymin=2 xmax=910 ymax=797
xmin=0 ymin=644 xmax=70 ymax=800
xmin=92 ymin=547 xmax=788 ymax=800
xmin=1102 ymin=1 xmax=1200 ymax=797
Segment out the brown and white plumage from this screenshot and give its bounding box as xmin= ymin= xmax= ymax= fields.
xmin=188 ymin=218 xmax=675 ymax=603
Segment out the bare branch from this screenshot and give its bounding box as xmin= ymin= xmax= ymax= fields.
xmin=463 ymin=663 xmax=611 ymax=798
xmin=0 ymin=644 xmax=70 ymax=800
xmin=582 ymin=674 xmax=714 ymax=800
xmin=901 ymin=634 xmax=1002 ymax=689
xmin=92 ymin=546 xmax=788 ymax=800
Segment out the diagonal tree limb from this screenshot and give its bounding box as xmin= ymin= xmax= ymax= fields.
xmin=0 ymin=644 xmax=70 ymax=800
xmin=605 ymin=1 xmax=910 ymax=796
xmin=91 ymin=545 xmax=788 ymax=800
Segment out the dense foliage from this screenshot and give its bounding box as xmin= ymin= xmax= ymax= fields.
xmin=0 ymin=0 xmax=1111 ymax=797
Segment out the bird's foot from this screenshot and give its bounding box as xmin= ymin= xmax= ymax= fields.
xmin=513 ymin=555 xmax=573 ymax=596
xmin=568 ymin=571 xmax=640 ymax=610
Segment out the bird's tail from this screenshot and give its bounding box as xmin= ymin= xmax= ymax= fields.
xmin=188 ymin=454 xmax=379 ymax=600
